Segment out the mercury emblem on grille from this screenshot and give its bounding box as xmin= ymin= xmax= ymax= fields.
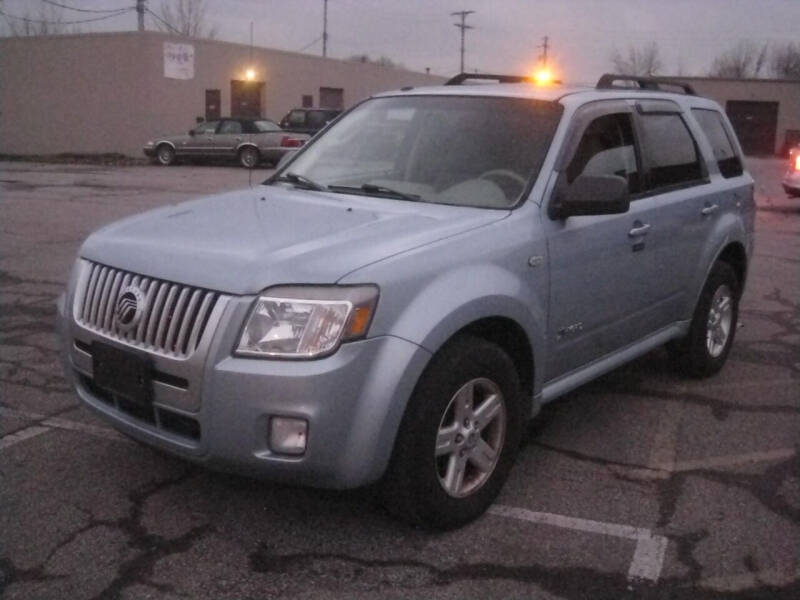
xmin=115 ymin=285 xmax=146 ymax=332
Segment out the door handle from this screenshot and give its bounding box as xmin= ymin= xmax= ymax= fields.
xmin=628 ymin=223 xmax=651 ymax=237
xmin=701 ymin=203 xmax=719 ymax=216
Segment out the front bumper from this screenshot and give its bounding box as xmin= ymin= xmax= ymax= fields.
xmin=57 ymin=289 xmax=431 ymax=489
xmin=143 ymin=145 xmax=156 ymax=158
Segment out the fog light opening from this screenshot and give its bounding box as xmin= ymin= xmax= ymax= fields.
xmin=269 ymin=416 xmax=308 ymax=455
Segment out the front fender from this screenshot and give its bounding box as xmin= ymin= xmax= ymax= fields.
xmin=341 ymin=217 xmax=548 ymax=395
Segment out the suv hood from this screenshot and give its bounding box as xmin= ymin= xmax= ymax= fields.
xmin=80 ymin=184 xmax=508 ymax=295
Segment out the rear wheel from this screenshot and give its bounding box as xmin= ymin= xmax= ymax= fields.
xmin=668 ymin=261 xmax=740 ymax=377
xmin=238 ymin=146 xmax=260 ymax=169
xmin=383 ymin=335 xmax=523 ymax=529
xmin=156 ymin=144 xmax=175 ymax=166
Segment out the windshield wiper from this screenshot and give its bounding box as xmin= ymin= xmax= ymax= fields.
xmin=329 ymin=183 xmax=420 ymax=201
xmin=275 ymin=172 xmax=327 ymax=191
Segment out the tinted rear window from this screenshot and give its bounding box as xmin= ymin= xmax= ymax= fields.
xmin=639 ymin=114 xmax=704 ymax=189
xmin=691 ymin=108 xmax=743 ymax=178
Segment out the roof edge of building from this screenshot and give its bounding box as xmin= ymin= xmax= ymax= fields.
xmin=0 ymin=30 xmax=446 ymax=79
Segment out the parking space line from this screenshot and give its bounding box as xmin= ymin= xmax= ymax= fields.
xmin=488 ymin=504 xmax=668 ymax=583
xmin=0 ymin=406 xmax=127 ymax=446
xmin=647 ymin=388 xmax=685 ymax=471
xmin=41 ymin=416 xmax=126 ymax=442
xmin=699 ymin=567 xmax=800 ymax=592
xmin=627 ymin=534 xmax=669 ymax=582
xmin=0 ymin=425 xmax=51 ymax=450
xmin=671 ymin=448 xmax=796 ymax=472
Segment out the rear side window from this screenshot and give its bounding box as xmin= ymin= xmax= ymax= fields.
xmin=639 ymin=114 xmax=704 ymax=190
xmin=691 ymin=109 xmax=743 ymax=178
xmin=288 ymin=110 xmax=306 ymax=126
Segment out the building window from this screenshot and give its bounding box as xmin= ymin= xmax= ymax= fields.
xmin=302 ymin=95 xmax=313 ymax=108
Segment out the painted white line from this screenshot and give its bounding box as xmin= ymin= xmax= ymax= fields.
xmin=42 ymin=417 xmax=126 ymax=442
xmin=488 ymin=504 xmax=669 ymax=583
xmin=0 ymin=406 xmax=48 ymax=421
xmin=686 ymin=378 xmax=798 ymax=392
xmin=627 ymin=534 xmax=669 ymax=582
xmin=671 ymin=448 xmax=796 ymax=472
xmin=488 ymin=504 xmax=648 ymax=540
xmin=647 ymin=388 xmax=685 ymax=472
xmin=0 ymin=425 xmax=51 ymax=450
xmin=699 ymin=567 xmax=800 ymax=592
xmin=0 ymin=406 xmax=127 ymax=443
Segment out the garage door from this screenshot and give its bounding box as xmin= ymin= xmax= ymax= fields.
xmin=726 ymin=100 xmax=778 ymax=155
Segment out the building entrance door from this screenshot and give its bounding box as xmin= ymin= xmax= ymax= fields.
xmin=205 ymin=89 xmax=221 ymax=121
xmin=231 ymin=80 xmax=263 ymax=117
xmin=726 ymin=100 xmax=778 ymax=155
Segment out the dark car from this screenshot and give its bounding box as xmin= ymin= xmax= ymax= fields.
xmin=143 ymin=117 xmax=308 ymax=168
xmin=278 ymin=108 xmax=342 ymax=135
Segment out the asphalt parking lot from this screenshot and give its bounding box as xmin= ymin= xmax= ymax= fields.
xmin=1 ymin=158 xmax=798 ymax=599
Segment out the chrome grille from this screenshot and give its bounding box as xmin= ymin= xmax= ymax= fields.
xmin=77 ymin=262 xmax=219 ymax=358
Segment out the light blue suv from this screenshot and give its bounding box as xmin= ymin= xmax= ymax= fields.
xmin=58 ymin=73 xmax=755 ymax=529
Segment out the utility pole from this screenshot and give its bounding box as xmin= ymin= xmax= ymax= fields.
xmin=451 ymin=10 xmax=474 ymax=73
xmin=322 ymin=0 xmax=328 ymax=57
xmin=538 ymin=35 xmax=549 ymax=67
xmin=136 ymin=0 xmax=145 ymax=32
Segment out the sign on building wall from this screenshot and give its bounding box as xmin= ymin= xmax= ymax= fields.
xmin=163 ymin=42 xmax=195 ymax=80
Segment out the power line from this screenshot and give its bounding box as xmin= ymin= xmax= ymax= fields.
xmin=40 ymin=0 xmax=130 ymax=14
xmin=145 ymin=7 xmax=182 ymax=35
xmin=295 ymin=35 xmax=322 ymax=53
xmin=0 ymin=7 xmax=132 ymax=26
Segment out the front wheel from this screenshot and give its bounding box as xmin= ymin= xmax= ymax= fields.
xmin=156 ymin=144 xmax=175 ymax=166
xmin=668 ymin=261 xmax=740 ymax=377
xmin=382 ymin=335 xmax=523 ymax=529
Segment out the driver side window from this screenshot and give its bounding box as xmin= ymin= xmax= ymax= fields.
xmin=566 ymin=113 xmax=641 ymax=194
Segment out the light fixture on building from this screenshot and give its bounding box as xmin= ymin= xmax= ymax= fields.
xmin=245 ymin=68 xmax=256 ymax=81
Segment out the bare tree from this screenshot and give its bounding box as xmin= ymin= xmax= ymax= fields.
xmin=1 ymin=3 xmax=77 ymax=36
xmin=155 ymin=0 xmax=217 ymax=39
xmin=610 ymin=42 xmax=663 ymax=76
xmin=771 ymin=42 xmax=800 ymax=79
xmin=709 ymin=41 xmax=768 ymax=78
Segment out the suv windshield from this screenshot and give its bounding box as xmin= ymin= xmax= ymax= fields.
xmin=280 ymin=95 xmax=563 ymax=208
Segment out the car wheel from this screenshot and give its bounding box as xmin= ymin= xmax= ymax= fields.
xmin=238 ymin=146 xmax=260 ymax=169
xmin=383 ymin=334 xmax=523 ymax=529
xmin=668 ymin=261 xmax=740 ymax=378
xmin=156 ymin=144 xmax=175 ymax=166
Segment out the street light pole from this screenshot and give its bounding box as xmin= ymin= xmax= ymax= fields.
xmin=322 ymin=0 xmax=328 ymax=57
xmin=136 ymin=0 xmax=145 ymax=32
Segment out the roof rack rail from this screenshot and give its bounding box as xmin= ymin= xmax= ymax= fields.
xmin=596 ymin=73 xmax=697 ymax=96
xmin=445 ymin=73 xmax=532 ymax=86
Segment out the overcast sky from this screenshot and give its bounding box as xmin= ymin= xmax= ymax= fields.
xmin=2 ymin=0 xmax=798 ymax=82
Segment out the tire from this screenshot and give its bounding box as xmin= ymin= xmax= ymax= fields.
xmin=156 ymin=144 xmax=175 ymax=166
xmin=238 ymin=146 xmax=260 ymax=169
xmin=382 ymin=334 xmax=523 ymax=530
xmin=668 ymin=261 xmax=740 ymax=378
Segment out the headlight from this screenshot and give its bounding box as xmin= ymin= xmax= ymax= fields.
xmin=145 ymin=141 xmax=155 ymax=146
xmin=236 ymin=285 xmax=379 ymax=359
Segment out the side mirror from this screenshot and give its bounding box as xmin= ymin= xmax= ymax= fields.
xmin=551 ymin=174 xmax=629 ymax=219
xmin=188 ymin=129 xmax=195 ymax=137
